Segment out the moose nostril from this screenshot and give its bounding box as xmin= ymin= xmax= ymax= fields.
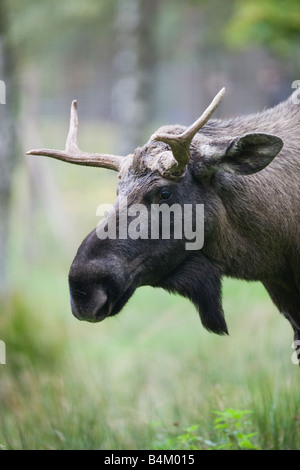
xmin=93 ymin=288 xmax=109 ymax=320
xmin=69 ymin=284 xmax=110 ymax=322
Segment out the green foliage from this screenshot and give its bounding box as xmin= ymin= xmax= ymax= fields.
xmin=152 ymin=409 xmax=260 ymax=450
xmin=0 ymin=292 xmax=67 ymax=371
xmin=153 ymin=424 xmax=202 ymax=450
xmin=225 ymin=0 xmax=300 ymax=55
xmin=209 ymin=409 xmax=260 ymax=450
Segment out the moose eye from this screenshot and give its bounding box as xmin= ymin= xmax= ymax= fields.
xmin=160 ymin=188 xmax=172 ymax=200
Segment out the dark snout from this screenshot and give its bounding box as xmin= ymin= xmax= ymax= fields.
xmin=68 ymin=242 xmax=137 ymax=323
xmin=69 ymin=274 xmax=111 ymax=323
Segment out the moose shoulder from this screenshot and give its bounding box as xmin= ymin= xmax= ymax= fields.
xmin=27 ymin=88 xmax=300 ymax=359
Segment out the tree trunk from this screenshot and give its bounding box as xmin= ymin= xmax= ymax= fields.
xmin=0 ymin=1 xmax=17 ymax=296
xmin=112 ymin=0 xmax=159 ymax=154
xmin=19 ymin=65 xmax=76 ymax=259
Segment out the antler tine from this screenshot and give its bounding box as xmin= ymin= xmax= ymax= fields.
xmin=26 ymin=100 xmax=124 ymax=171
xmin=153 ymin=87 xmax=225 ymax=168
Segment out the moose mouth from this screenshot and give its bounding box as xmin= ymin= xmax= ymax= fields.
xmin=70 ymin=283 xmax=136 ymax=323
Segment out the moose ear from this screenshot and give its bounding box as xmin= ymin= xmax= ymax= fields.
xmin=196 ymin=133 xmax=283 ymax=176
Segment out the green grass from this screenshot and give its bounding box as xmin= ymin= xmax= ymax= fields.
xmin=1 ymin=251 xmax=299 ymax=449
xmin=1 ymin=118 xmax=299 ymax=449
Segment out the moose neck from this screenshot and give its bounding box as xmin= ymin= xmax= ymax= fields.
xmin=201 ymin=165 xmax=298 ymax=282
xmin=199 ymin=91 xmax=300 ymax=145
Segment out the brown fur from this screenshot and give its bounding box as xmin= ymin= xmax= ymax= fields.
xmin=68 ymin=90 xmax=300 ymax=361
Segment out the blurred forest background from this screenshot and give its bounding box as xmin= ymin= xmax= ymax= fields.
xmin=0 ymin=0 xmax=300 ymax=450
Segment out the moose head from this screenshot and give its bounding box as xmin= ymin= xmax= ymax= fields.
xmin=27 ymin=88 xmax=284 ymax=337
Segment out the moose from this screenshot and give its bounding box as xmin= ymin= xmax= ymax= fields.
xmin=27 ymin=87 xmax=300 ymax=359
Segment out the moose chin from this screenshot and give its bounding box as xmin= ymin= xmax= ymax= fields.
xmin=27 ymin=87 xmax=300 ymax=363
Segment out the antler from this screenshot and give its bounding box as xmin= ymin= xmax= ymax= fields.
xmin=26 ymin=100 xmax=124 ymax=171
xmin=152 ymin=87 xmax=225 ymax=169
